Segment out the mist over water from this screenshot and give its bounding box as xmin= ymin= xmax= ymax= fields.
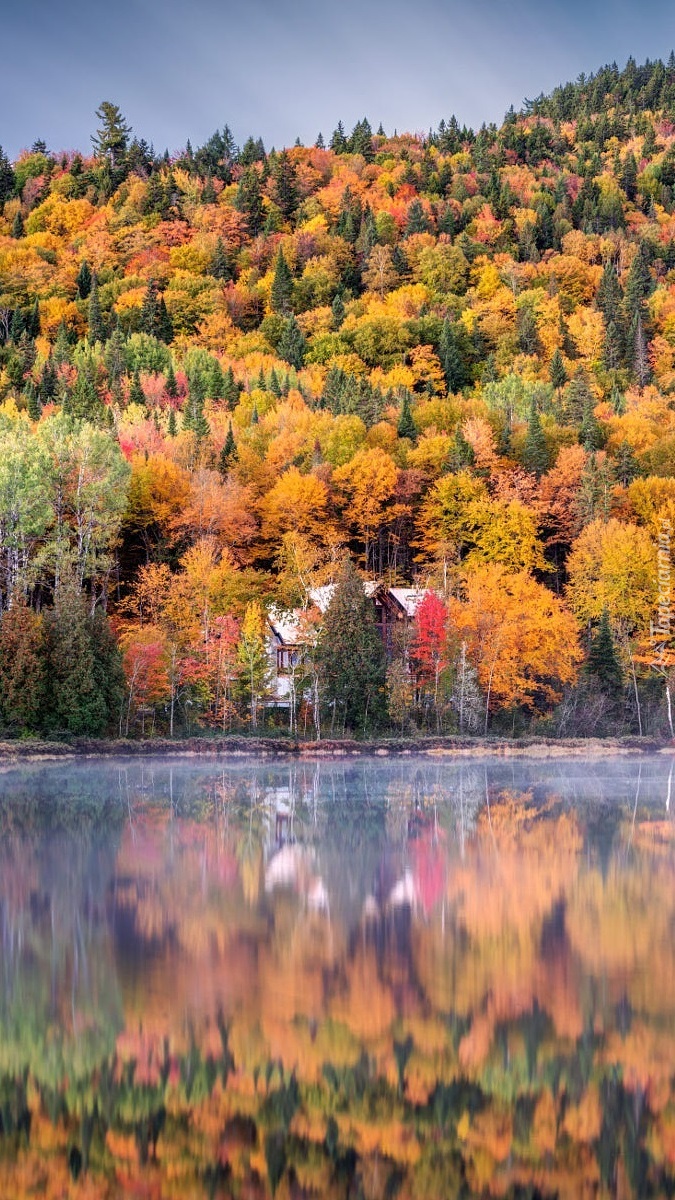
xmin=1 ymin=754 xmax=674 ymax=1195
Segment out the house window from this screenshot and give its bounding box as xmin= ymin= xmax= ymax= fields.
xmin=276 ymin=648 xmax=298 ymax=674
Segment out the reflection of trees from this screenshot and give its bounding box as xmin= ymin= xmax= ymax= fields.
xmin=1 ymin=757 xmax=675 ymax=1195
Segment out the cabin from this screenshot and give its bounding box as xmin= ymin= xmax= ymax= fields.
xmin=267 ymin=583 xmax=429 ymax=705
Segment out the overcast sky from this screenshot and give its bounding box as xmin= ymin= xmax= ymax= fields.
xmin=2 ymin=0 xmax=675 ymax=158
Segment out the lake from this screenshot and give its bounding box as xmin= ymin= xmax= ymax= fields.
xmin=0 ymin=754 xmax=674 ymax=1197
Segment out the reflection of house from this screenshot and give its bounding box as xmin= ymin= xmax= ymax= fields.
xmin=267 ymin=583 xmax=429 ymax=705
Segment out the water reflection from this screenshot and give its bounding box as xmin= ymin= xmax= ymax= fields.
xmin=0 ymin=755 xmax=674 ymax=1196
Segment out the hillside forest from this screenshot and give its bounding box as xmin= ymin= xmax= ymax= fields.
xmin=3 ymin=59 xmax=675 ymax=738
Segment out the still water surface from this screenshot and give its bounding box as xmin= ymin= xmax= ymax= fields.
xmin=1 ymin=754 xmax=674 ymax=1197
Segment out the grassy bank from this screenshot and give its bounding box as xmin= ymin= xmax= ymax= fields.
xmin=0 ymin=734 xmax=670 ymax=762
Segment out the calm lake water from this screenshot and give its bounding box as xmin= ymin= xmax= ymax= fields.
xmin=1 ymin=754 xmax=674 ymax=1198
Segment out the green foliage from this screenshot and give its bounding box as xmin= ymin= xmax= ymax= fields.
xmin=318 ymin=558 xmax=387 ymax=732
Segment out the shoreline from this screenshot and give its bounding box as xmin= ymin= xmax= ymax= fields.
xmin=0 ymin=734 xmax=671 ymax=762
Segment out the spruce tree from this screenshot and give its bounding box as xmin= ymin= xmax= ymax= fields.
xmin=183 ymin=373 xmax=210 ymax=440
xmin=278 ymin=315 xmax=306 ymax=369
xmin=11 ymin=210 xmax=24 ymax=239
xmin=523 ymin=398 xmax=549 ymax=476
xmin=549 ymin=347 xmax=567 ymax=390
xmin=587 ymin=608 xmax=623 ymax=697
xmin=331 ymin=292 xmax=345 ymax=329
xmin=167 ymin=407 xmax=177 ymax=437
xmin=140 ymin=280 xmax=160 ymax=336
xmin=24 ymin=380 xmax=41 ymax=421
xmin=76 ymin=260 xmax=92 ymax=299
xmin=211 ymin=237 xmax=230 ymax=280
xmin=270 ymin=248 xmax=293 ymax=313
xmin=44 ymin=581 xmax=111 ymax=736
xmin=219 ymin=421 xmax=238 ymax=475
xmin=269 ymin=367 xmax=282 ymax=397
xmin=223 ymin=366 xmax=239 ymax=410
xmin=439 ymin=319 xmax=466 ymax=392
xmin=579 ymin=399 xmax=604 ymax=451
xmin=88 ymin=275 xmax=105 ymax=343
xmin=165 ymin=359 xmax=178 ymax=398
xmin=317 ymin=557 xmax=387 ymax=732
xmin=397 ymin=391 xmax=417 ymax=441
xmin=0 ymin=602 xmax=47 ymax=732
xmin=129 ymin=368 xmax=145 ymax=408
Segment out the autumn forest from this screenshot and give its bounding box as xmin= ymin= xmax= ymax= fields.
xmin=3 ymin=58 xmax=675 ymax=738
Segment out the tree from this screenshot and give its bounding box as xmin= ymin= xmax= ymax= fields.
xmin=586 ymin=607 xmax=623 ymax=696
xmin=76 ymin=260 xmax=92 ymax=299
xmin=566 ymin=518 xmax=657 ymax=632
xmin=91 ymin=101 xmax=131 ymax=172
xmin=0 ymin=601 xmax=47 ymax=731
xmin=43 ymin=580 xmax=118 ymax=736
xmin=183 ymin=373 xmax=210 ymax=442
xmin=397 ymin=392 xmax=417 ymax=442
xmin=523 ymin=399 xmax=549 ymax=476
xmin=317 ymin=558 xmax=387 ymax=732
xmin=270 ymin=249 xmax=293 ymax=314
xmin=219 ymin=421 xmax=238 ymax=476
xmin=411 ymin=592 xmax=450 ymax=730
xmin=88 ymin=274 xmax=105 ymax=344
xmin=333 ymin=447 xmax=398 ymax=570
xmin=278 ymin=315 xmax=306 ymax=369
xmin=439 ymin=319 xmax=466 ymax=392
xmin=449 ymin=565 xmax=582 ymax=724
xmin=549 ymin=348 xmax=567 ymax=390
xmin=237 ymin=601 xmax=270 ymax=729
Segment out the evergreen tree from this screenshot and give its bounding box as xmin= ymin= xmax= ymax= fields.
xmin=624 ymin=240 xmax=651 ymax=320
xmin=76 ymin=260 xmax=92 ymax=299
xmin=91 ymin=101 xmax=131 ymax=174
xmin=39 ymin=359 xmax=58 ymax=403
xmin=183 ymin=373 xmax=210 ymax=440
xmin=0 ymin=145 xmax=15 ymax=204
xmin=167 ymin=407 xmax=177 ymax=437
xmin=587 ymin=608 xmax=623 ymax=696
xmin=278 ymin=315 xmax=306 ymax=369
xmin=165 ymin=358 xmax=178 ymax=398
xmin=439 ymin=319 xmax=466 ymax=392
xmin=579 ymin=398 xmax=604 ymax=450
xmin=273 ymin=150 xmax=298 ymax=220
xmin=270 ymin=248 xmax=294 ymax=314
xmin=523 ymin=398 xmax=549 ymax=475
xmin=397 ymin=391 xmax=417 ymax=441
xmin=129 ymin=368 xmax=145 ymax=408
xmin=140 ymin=280 xmax=160 ymax=336
xmin=331 ymin=292 xmax=345 ymax=329
xmin=223 ymin=366 xmax=239 ymax=410
xmin=219 ymin=421 xmax=238 ymax=475
xmin=11 ymin=210 xmax=24 ymax=239
xmin=0 ymin=602 xmax=47 ymax=732
xmin=269 ymin=367 xmax=282 ymax=397
xmin=404 ymin=198 xmax=430 ymax=236
xmin=211 ymin=237 xmax=230 ymax=280
xmin=317 ymin=558 xmax=387 ymax=732
xmin=53 ymin=321 xmax=71 ymax=366
xmin=549 ymin=347 xmax=567 ymax=390
xmin=44 ymin=582 xmax=116 ymax=736
xmin=615 ymin=439 xmax=640 ymax=486
xmin=330 ymin=122 xmax=348 ymax=153
xmin=66 ymin=370 xmax=104 ymax=422
xmin=24 ymin=379 xmax=41 ymax=421
xmin=235 ymin=168 xmax=265 ymax=235
xmin=563 ymin=368 xmax=593 ymax=425
xmin=88 ymin=275 xmax=105 ymax=343
xmin=156 ymin=295 xmax=173 ymax=343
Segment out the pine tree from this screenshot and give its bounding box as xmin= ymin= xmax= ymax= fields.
xmin=269 ymin=367 xmax=282 ymax=397
xmin=397 ymin=391 xmax=417 ymax=441
xmin=11 ymin=210 xmax=24 ymax=239
xmin=92 ymin=101 xmax=131 ymax=174
xmin=219 ymin=421 xmax=238 ymax=475
xmin=587 ymin=608 xmax=623 ymax=696
xmin=270 ymin=248 xmax=293 ymax=313
xmin=157 ymin=295 xmax=173 ymax=343
xmin=278 ymin=315 xmax=306 ymax=369
xmin=0 ymin=145 xmax=15 ymax=204
xmin=317 ymin=558 xmax=387 ymax=732
xmin=523 ymin=398 xmax=549 ymax=475
xmin=164 ymin=359 xmax=178 ymax=398
xmin=53 ymin=321 xmax=71 ymax=365
xmin=563 ymin=368 xmax=593 ymax=425
xmin=167 ymin=407 xmax=177 ymax=437
xmin=330 ymin=121 xmax=348 ymax=153
xmin=404 ymin=198 xmax=430 ymax=236
xmin=273 ymin=150 xmax=297 ymax=219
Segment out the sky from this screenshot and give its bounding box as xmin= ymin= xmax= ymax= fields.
xmin=2 ymin=0 xmax=675 ymax=159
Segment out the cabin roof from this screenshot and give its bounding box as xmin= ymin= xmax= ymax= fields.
xmin=388 ymin=587 xmax=429 ymax=617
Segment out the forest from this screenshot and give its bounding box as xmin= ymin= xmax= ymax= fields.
xmin=2 ymin=57 xmax=675 ymax=738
